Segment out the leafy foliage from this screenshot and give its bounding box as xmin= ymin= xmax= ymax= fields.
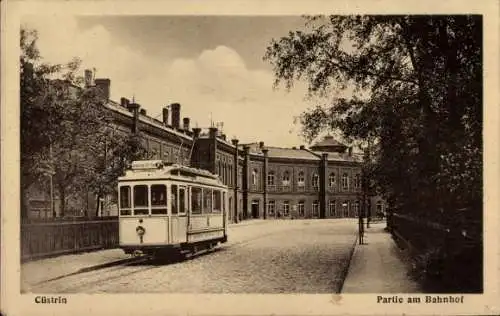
xmin=20 ymin=27 xmax=148 ymax=218
xmin=264 ymin=15 xmax=482 ymax=221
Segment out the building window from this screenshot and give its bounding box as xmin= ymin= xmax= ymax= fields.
xmin=329 ymin=173 xmax=336 ymax=188
xmin=267 ymin=171 xmax=275 ymax=186
xmin=329 ymin=200 xmax=336 ymax=217
xmin=354 ymin=174 xmax=361 ymax=190
xmin=297 ymin=171 xmax=305 ymax=186
xmin=353 ymin=201 xmax=360 ymax=217
xmin=342 ymin=201 xmax=349 ymax=217
xmin=268 ymin=200 xmax=275 ymax=217
xmin=298 ymin=201 xmax=305 ymax=217
xmin=252 ymin=169 xmax=258 ymax=186
xmin=342 ymin=173 xmax=349 ymax=191
xmin=283 ymin=201 xmax=290 ymax=217
xmin=312 ymin=173 xmax=319 ymax=189
xmin=282 ymin=170 xmax=290 ymax=186
xmin=312 ymin=201 xmax=319 ymax=217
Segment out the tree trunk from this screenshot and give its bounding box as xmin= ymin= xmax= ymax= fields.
xmin=58 ymin=184 xmax=66 ymax=218
xmin=95 ymin=194 xmax=102 ymax=217
xmin=20 ymin=187 xmax=29 ymax=221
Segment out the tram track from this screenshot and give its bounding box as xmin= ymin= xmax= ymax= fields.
xmin=30 ymin=224 xmax=320 ymax=293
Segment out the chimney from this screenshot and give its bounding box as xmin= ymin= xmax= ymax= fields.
xmin=171 ymin=103 xmax=181 ymax=129
xmin=84 ymin=69 xmax=93 ymax=88
xmin=162 ymin=107 xmax=169 ymax=126
xmin=94 ymin=78 xmax=110 ymax=101
xmin=209 ymin=127 xmax=218 ymax=139
xmin=259 ymin=141 xmax=264 ymax=149
xmin=183 ymin=117 xmax=190 ymax=131
xmin=231 ymin=139 xmax=239 ymax=147
xmin=221 ymin=134 xmax=227 ymax=141
xmin=192 ymin=127 xmax=201 ymax=138
xmin=300 ymin=145 xmax=305 ymax=150
xmin=140 ymin=109 xmax=147 ymax=115
xmin=120 ymin=97 xmax=129 ymax=108
xmin=292 ymin=146 xmax=297 ymax=150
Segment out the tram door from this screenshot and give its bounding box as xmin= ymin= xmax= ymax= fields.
xmin=170 ymin=185 xmax=188 ymax=243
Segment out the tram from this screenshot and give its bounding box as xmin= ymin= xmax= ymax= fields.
xmin=118 ymin=160 xmax=228 ymax=258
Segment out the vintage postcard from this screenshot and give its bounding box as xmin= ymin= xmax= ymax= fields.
xmin=1 ymin=0 xmax=499 ymax=315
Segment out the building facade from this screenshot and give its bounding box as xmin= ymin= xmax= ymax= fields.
xmin=25 ymin=71 xmax=386 ymax=221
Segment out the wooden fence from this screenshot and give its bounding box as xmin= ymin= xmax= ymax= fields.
xmin=387 ymin=211 xmax=482 ymax=293
xmin=21 ymin=217 xmax=119 ymax=262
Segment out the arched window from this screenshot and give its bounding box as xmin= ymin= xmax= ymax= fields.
xmin=297 ymin=171 xmax=305 ymax=186
xmin=267 ymin=171 xmax=275 ymax=186
xmin=342 ymin=173 xmax=349 ymax=191
xmin=282 ymin=170 xmax=290 ymax=185
xmin=329 ymin=173 xmax=336 ymax=188
xmin=354 ymin=174 xmax=361 ymax=190
xmin=252 ymin=169 xmax=258 ymax=186
xmin=312 ymin=173 xmax=319 ymax=188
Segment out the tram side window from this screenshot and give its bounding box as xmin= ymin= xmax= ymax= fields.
xmin=213 ymin=190 xmax=221 ymax=213
xmin=179 ymin=187 xmax=186 ymax=214
xmin=191 ymin=187 xmax=202 ymax=214
xmin=222 ymin=192 xmax=226 ymax=213
xmin=151 ymin=184 xmax=167 ymax=215
xmin=119 ymin=186 xmax=131 ymax=215
xmin=171 ymin=185 xmax=178 ymax=214
xmin=133 ymin=185 xmax=149 ymax=215
xmin=203 ymin=188 xmax=213 ymax=213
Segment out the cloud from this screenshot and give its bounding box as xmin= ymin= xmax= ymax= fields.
xmin=22 ymin=16 xmax=311 ymax=147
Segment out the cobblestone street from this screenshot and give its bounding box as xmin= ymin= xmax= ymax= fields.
xmin=29 ymin=219 xmax=358 ymax=293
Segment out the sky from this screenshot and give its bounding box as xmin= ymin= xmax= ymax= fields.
xmin=22 ymin=15 xmax=329 ymax=147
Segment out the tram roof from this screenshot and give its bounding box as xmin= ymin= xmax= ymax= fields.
xmin=118 ymin=160 xmax=224 ymax=185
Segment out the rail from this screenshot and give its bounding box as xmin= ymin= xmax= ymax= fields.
xmin=21 ymin=217 xmax=119 ymax=262
xmin=387 ymin=210 xmax=482 ymax=292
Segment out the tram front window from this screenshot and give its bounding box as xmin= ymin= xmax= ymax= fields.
xmin=119 ymin=186 xmax=131 ymax=216
xmin=151 ymin=184 xmax=167 ymax=215
xmin=133 ymin=185 xmax=149 ymax=215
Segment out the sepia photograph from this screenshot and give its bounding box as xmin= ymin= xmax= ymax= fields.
xmin=1 ymin=1 xmax=499 ymax=315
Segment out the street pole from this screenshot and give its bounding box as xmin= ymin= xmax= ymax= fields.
xmin=49 ymin=140 xmax=55 ymax=218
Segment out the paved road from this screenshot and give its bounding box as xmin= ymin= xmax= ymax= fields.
xmin=31 ymin=219 xmax=358 ymax=294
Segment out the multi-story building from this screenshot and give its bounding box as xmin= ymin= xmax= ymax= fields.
xmin=25 ymin=71 xmax=385 ymax=221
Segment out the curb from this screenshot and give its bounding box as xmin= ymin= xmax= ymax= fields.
xmin=228 ymin=220 xmax=268 ymax=228
xmin=33 ymin=256 xmax=139 ymax=286
xmin=337 ymin=234 xmax=360 ymax=293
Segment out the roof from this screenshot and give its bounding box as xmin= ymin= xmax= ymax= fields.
xmin=313 ymin=151 xmax=364 ymax=163
xmin=119 ymin=161 xmax=226 ymax=187
xmin=266 ymin=147 xmax=320 ymax=160
xmin=311 ymin=136 xmax=346 ymax=148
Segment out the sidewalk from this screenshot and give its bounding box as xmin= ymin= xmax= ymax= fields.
xmin=21 ymin=218 xmax=268 ymax=290
xmin=341 ymin=222 xmax=421 ymax=293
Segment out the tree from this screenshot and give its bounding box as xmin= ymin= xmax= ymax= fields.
xmin=264 ymin=15 xmax=482 ymax=222
xmin=20 ymin=27 xmax=149 ymax=219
